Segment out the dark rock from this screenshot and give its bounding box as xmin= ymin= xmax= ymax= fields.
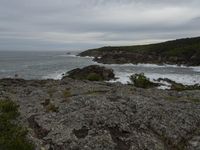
xmin=63 ymin=65 xmax=115 ymax=81
xmin=108 ymin=126 xmax=131 ymax=150
xmin=28 ymin=115 xmax=49 ymax=139
xmin=73 ymin=126 xmax=89 ymax=139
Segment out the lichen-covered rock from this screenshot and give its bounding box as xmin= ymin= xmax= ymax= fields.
xmin=0 ymin=78 xmax=200 ymax=150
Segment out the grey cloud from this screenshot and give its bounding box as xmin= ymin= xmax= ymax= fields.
xmin=0 ymin=0 xmax=200 ymax=50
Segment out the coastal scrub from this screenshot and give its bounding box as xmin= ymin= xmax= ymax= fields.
xmin=0 ymin=99 xmax=34 ymax=150
xmin=130 ymin=73 xmax=158 ymax=88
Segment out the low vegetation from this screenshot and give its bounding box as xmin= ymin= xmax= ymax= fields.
xmin=0 ymin=99 xmax=34 ymax=150
xmin=63 ymin=89 xmax=72 ymax=98
xmin=157 ymin=78 xmax=200 ymax=91
xmin=47 ymin=88 xmax=56 ymax=97
xmin=79 ymin=37 xmax=200 ymax=66
xmin=86 ymin=73 xmax=103 ymax=81
xmin=165 ymin=96 xmax=179 ymax=101
xmin=45 ymin=103 xmax=58 ymax=112
xmin=189 ymin=98 xmax=200 ymax=103
xmin=129 ymin=73 xmax=158 ymax=88
xmin=171 ymin=83 xmax=200 ymax=91
xmin=41 ymin=99 xmax=58 ymax=112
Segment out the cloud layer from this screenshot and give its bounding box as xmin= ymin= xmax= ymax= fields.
xmin=0 ymin=0 xmax=200 ymax=50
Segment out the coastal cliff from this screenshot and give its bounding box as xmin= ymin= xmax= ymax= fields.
xmin=79 ymin=37 xmax=200 ymax=66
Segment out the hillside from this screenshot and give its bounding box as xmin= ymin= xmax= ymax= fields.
xmin=79 ymin=37 xmax=200 ymax=66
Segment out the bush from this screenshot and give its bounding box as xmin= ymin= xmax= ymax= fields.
xmin=86 ymin=73 xmax=103 ymax=81
xmin=0 ymin=99 xmax=34 ymax=150
xmin=130 ymin=73 xmax=157 ymax=88
xmin=0 ymin=100 xmax=19 ymax=120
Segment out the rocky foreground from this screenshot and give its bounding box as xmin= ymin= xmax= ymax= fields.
xmin=0 ymin=78 xmax=200 ymax=150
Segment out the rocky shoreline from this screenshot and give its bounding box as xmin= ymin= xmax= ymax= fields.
xmin=1 ymin=77 xmax=200 ymax=150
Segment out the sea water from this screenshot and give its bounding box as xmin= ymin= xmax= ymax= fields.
xmin=0 ymin=51 xmax=200 ymax=86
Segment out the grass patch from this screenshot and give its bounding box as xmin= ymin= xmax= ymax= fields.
xmin=188 ymin=98 xmax=200 ymax=103
xmin=171 ymin=82 xmax=200 ymax=91
xmin=63 ymin=89 xmax=72 ymax=98
xmin=47 ymin=88 xmax=56 ymax=97
xmin=130 ymin=73 xmax=158 ymax=88
xmin=157 ymin=78 xmax=200 ymax=91
xmin=165 ymin=96 xmax=200 ymax=103
xmin=85 ymin=90 xmax=108 ymax=95
xmin=0 ymin=99 xmax=34 ymax=150
xmin=41 ymin=99 xmax=58 ymax=112
xmin=165 ymin=96 xmax=179 ymax=101
xmin=0 ymin=100 xmax=19 ymax=119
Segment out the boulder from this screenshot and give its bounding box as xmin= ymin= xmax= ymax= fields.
xmin=63 ymin=65 xmax=115 ymax=81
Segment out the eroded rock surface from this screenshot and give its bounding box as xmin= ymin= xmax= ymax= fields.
xmin=0 ymin=78 xmax=200 ymax=150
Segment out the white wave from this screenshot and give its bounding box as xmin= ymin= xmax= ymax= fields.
xmin=192 ymin=66 xmax=200 ymax=72
xmin=136 ymin=63 xmax=164 ymax=68
xmin=108 ymin=72 xmax=132 ymax=84
xmin=145 ymin=73 xmax=200 ymax=85
xmin=102 ymin=63 xmax=191 ymax=68
xmin=43 ymin=71 xmax=65 ymax=80
xmin=104 ymin=63 xmax=137 ymax=67
xmin=109 ymin=71 xmax=200 ymax=90
xmin=163 ymin=64 xmax=188 ymax=68
xmin=157 ymin=85 xmax=171 ymax=90
xmin=58 ymin=54 xmax=79 ymax=58
xmin=82 ymin=56 xmax=95 ymax=59
xmin=60 ymin=54 xmax=95 ymax=59
xmin=0 ymin=69 xmax=6 ymax=73
xmin=0 ymin=69 xmax=14 ymax=73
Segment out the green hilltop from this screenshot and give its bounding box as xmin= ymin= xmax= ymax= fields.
xmin=79 ymin=37 xmax=200 ymax=66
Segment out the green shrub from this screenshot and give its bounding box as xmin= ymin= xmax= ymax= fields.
xmin=171 ymin=84 xmax=200 ymax=91
xmin=130 ymin=73 xmax=157 ymax=88
xmin=0 ymin=99 xmax=34 ymax=150
xmin=189 ymin=98 xmax=200 ymax=103
xmin=0 ymin=100 xmax=19 ymax=120
xmin=171 ymin=83 xmax=186 ymax=91
xmin=86 ymin=73 xmax=103 ymax=81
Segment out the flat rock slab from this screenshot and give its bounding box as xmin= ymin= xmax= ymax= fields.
xmin=0 ymin=78 xmax=200 ymax=150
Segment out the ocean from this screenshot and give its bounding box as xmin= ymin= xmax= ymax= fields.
xmin=0 ymin=51 xmax=200 ymax=87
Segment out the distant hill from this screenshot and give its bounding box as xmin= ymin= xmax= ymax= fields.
xmin=79 ymin=37 xmax=200 ymax=66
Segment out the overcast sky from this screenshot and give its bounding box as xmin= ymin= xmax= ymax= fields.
xmin=0 ymin=0 xmax=200 ymax=51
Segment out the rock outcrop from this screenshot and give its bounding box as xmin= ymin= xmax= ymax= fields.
xmin=64 ymin=65 xmax=115 ymax=81
xmin=0 ymin=78 xmax=200 ymax=149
